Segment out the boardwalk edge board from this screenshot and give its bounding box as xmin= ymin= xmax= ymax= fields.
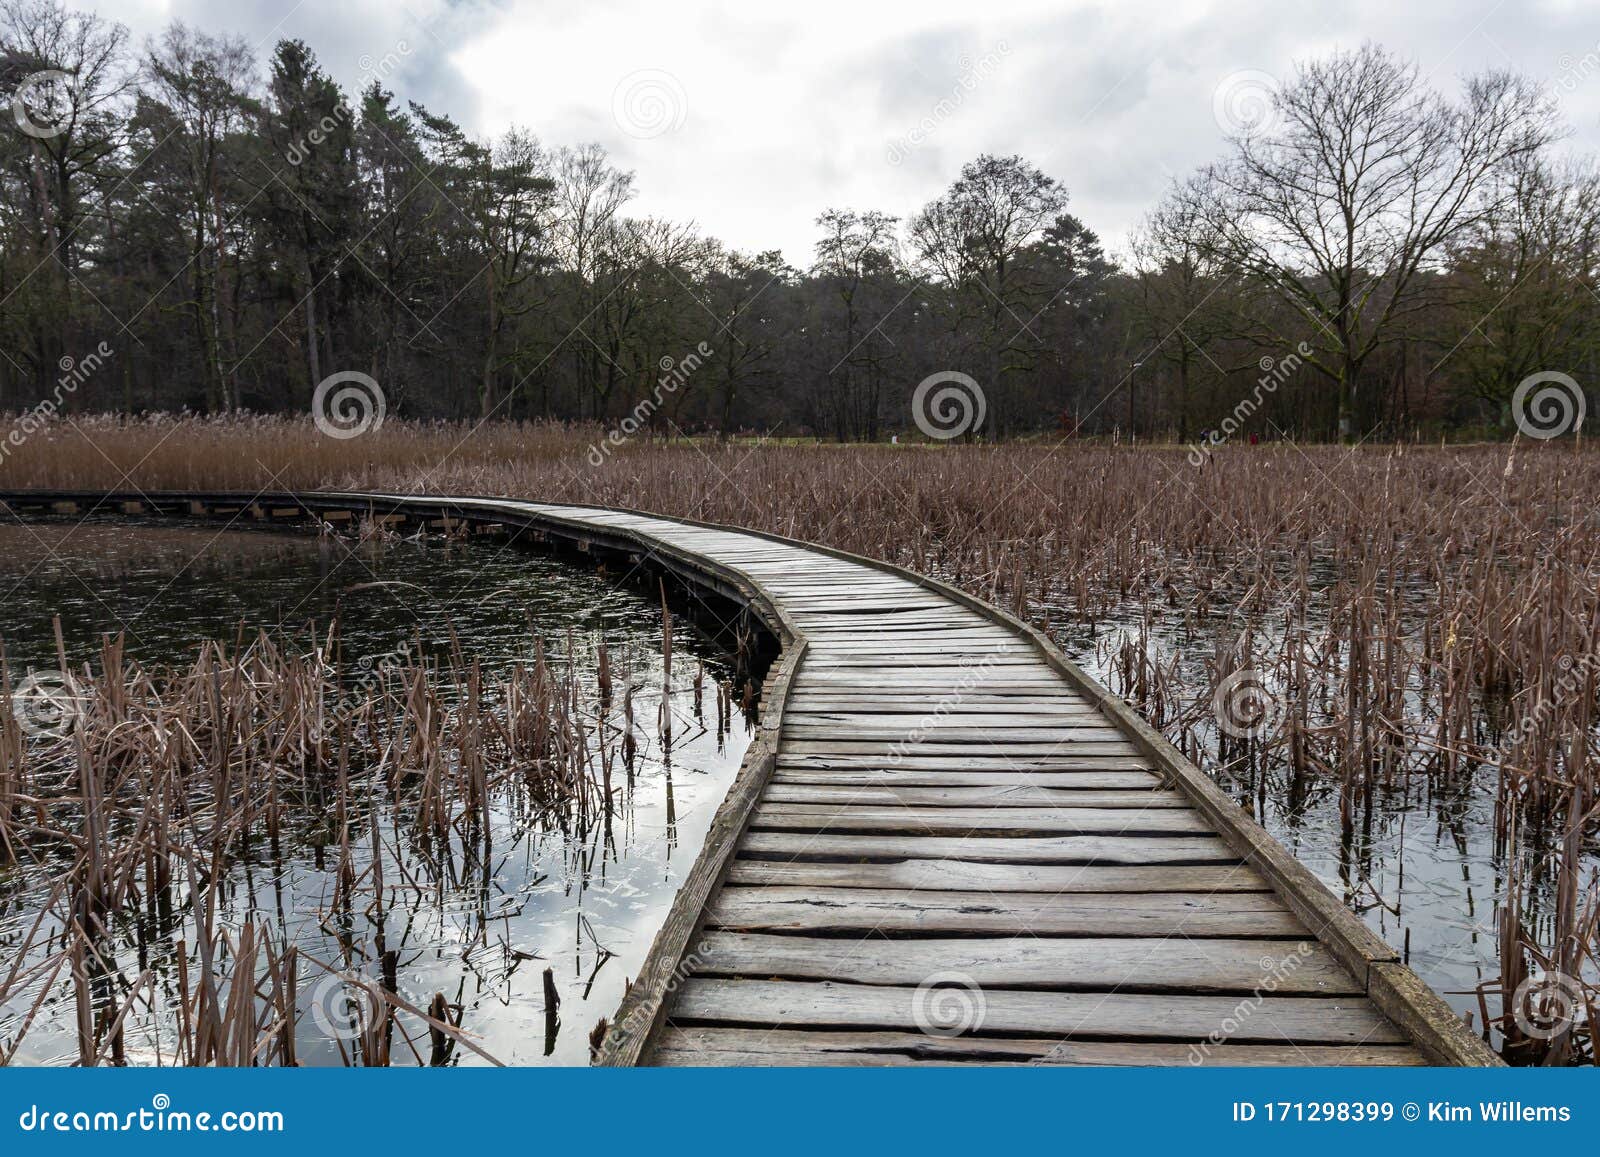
xmin=0 ymin=488 xmax=1502 ymax=1068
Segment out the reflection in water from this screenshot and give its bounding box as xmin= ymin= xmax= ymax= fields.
xmin=1042 ymin=576 xmax=1598 ymax=1062
xmin=0 ymin=519 xmax=761 ymax=1066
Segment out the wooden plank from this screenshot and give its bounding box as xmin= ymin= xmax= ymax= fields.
xmin=749 ymin=802 xmax=1212 ymax=835
xmin=708 ymin=887 xmax=1301 ymax=936
xmin=773 ymin=769 xmax=1160 ymax=788
xmin=740 ymin=831 xmax=1237 ymax=864
xmin=690 ymin=932 xmax=1361 ymax=994
xmin=802 ymin=655 xmax=1041 ymax=666
xmin=787 ymin=711 xmax=1104 ymax=726
xmin=791 ymin=680 xmax=1071 ymax=694
xmin=800 ymin=636 xmax=1028 ymax=648
xmin=670 ymin=979 xmax=1407 ymax=1044
xmin=771 ymin=766 xmax=1160 ymax=785
xmin=725 ymin=858 xmax=1270 ymax=893
xmin=781 ymin=742 xmax=1144 ymax=758
xmin=783 ymin=726 xmax=1131 ymax=743
xmin=762 ymin=784 xmax=1188 ymax=807
xmin=785 ymin=698 xmax=1098 ymax=713
xmin=652 ymin=1027 xmax=1426 ymax=1066
xmin=1367 ymin=961 xmax=1502 ymax=1066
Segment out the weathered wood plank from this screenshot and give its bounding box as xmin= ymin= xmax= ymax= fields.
xmin=708 ymin=886 xmax=1301 ymax=935
xmin=783 ymin=726 xmax=1132 ymax=743
xmin=670 ymin=979 xmax=1407 ymax=1044
xmin=762 ymin=784 xmax=1189 ymax=807
xmin=781 ymin=741 xmax=1144 ymax=757
xmin=784 ymin=698 xmax=1099 ymax=714
xmin=740 ymin=830 xmax=1238 ymax=864
xmin=749 ymin=802 xmax=1212 ymax=835
xmin=725 ymin=858 xmax=1270 ymax=892
xmin=771 ymin=767 xmax=1161 ymax=786
xmin=691 ymin=932 xmax=1359 ymax=994
xmin=651 ymin=1027 xmax=1426 ymax=1066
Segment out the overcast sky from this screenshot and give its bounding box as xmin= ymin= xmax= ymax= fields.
xmin=93 ymin=0 xmax=1600 ymax=264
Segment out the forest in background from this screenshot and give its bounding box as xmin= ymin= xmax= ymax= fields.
xmin=2 ymin=0 xmax=1598 ymax=442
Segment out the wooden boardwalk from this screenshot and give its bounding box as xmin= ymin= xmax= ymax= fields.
xmin=0 ymin=490 xmax=1499 ymax=1067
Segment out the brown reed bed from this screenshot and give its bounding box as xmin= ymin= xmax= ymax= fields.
xmin=0 ymin=412 xmax=1596 ymax=1062
xmin=0 ymin=604 xmax=739 ymax=1065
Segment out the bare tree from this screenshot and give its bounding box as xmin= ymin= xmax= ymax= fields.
xmin=0 ymin=0 xmax=131 ymax=389
xmin=1192 ymin=43 xmax=1557 ymax=438
xmin=551 ymin=143 xmax=634 ymax=411
xmin=141 ymin=21 xmax=256 ymax=410
xmin=0 ymin=0 xmax=131 ymax=274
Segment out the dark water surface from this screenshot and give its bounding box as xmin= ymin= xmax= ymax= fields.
xmin=0 ymin=519 xmax=756 ymax=1065
xmin=1046 ymin=602 xmax=1599 ymax=1058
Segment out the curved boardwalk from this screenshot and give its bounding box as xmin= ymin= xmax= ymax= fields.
xmin=0 ymin=490 xmax=1498 ymax=1067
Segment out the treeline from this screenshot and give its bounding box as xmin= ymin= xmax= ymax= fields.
xmin=2 ymin=0 xmax=1597 ymax=440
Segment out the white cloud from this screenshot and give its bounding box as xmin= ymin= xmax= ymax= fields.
xmin=81 ymin=0 xmax=1600 ymax=265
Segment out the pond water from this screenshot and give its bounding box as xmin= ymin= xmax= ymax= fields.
xmin=1044 ymin=592 xmax=1599 ymax=1061
xmin=0 ymin=519 xmax=760 ymax=1066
